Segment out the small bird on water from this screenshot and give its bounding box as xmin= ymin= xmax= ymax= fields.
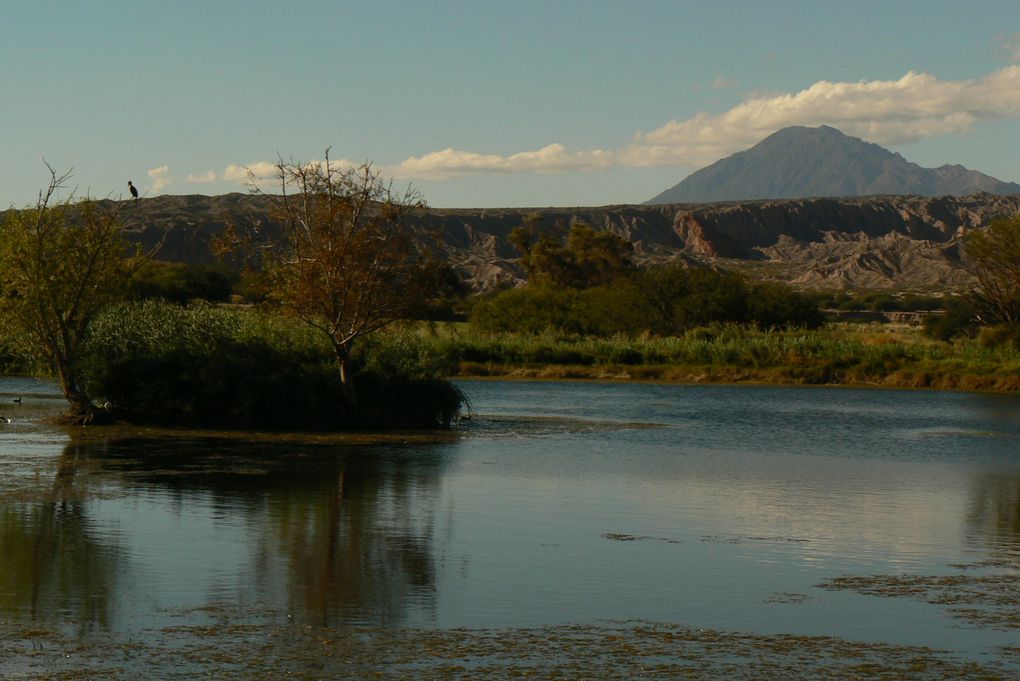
xmin=12 ymin=397 xmax=21 ymax=404
xmin=128 ymin=180 xmax=138 ymax=204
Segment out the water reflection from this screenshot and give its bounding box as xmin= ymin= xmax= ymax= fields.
xmin=967 ymin=471 xmax=1020 ymax=561
xmin=0 ymin=442 xmax=124 ymax=633
xmin=4 ymin=378 xmax=1020 ymax=663
xmin=0 ymin=436 xmax=451 ymax=630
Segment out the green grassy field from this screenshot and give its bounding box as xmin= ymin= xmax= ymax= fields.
xmin=389 ymin=321 xmax=1020 ymax=392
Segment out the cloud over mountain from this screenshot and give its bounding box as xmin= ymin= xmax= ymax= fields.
xmin=198 ymin=65 xmax=1020 ymax=187
xmin=396 ymin=65 xmax=1020 ymax=178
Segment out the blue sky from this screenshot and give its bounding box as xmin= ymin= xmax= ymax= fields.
xmin=3 ymin=1 xmax=1020 ymax=208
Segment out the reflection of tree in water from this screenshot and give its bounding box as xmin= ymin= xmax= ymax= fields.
xmin=0 ymin=442 xmax=124 ymax=632
xmin=260 ymin=448 xmax=445 ymax=627
xmin=97 ymin=437 xmax=449 ymax=627
xmin=966 ymin=471 xmax=1020 ymax=562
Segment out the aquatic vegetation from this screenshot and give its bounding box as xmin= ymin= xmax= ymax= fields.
xmin=820 ymin=572 xmax=1020 ymax=631
xmin=1 ymin=616 xmax=1014 ymax=680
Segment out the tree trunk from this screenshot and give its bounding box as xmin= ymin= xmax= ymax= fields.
xmin=56 ymin=359 xmax=99 ymax=424
xmin=336 ymin=344 xmax=358 ymax=406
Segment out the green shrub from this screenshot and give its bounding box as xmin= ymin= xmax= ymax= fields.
xmin=468 ymin=266 xmax=823 ymax=338
xmin=469 ymin=286 xmax=576 ymax=333
xmin=82 ymin=301 xmax=463 ymax=429
xmin=567 ymin=283 xmax=656 ymax=336
xmin=747 ymin=281 xmax=825 ymax=330
xmin=130 ymin=261 xmax=239 ymax=303
xmin=978 ymin=324 xmax=1020 ymax=350
xmin=923 ymin=298 xmax=978 ymax=341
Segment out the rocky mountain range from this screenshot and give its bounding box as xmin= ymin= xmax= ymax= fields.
xmin=647 ymin=126 xmax=1020 ymax=204
xmin=24 ymin=190 xmax=1015 ymax=293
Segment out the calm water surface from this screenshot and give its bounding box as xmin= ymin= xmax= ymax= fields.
xmin=2 ymin=376 xmax=1020 ymax=662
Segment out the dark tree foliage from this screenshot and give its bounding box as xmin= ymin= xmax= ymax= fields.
xmin=964 ymin=216 xmax=1020 ymax=324
xmin=129 ymin=261 xmax=239 ymax=303
xmin=566 ymin=224 xmax=635 ymax=287
xmin=509 ymin=219 xmax=633 ymax=288
xmin=470 ymin=265 xmax=822 ymax=336
xmin=470 ymin=286 xmax=577 ymax=334
xmin=406 ymin=263 xmax=471 ymax=321
xmin=0 ymin=166 xmax=162 ymax=421
xmin=568 ymin=283 xmax=656 ymax=336
xmin=637 ymin=267 xmax=752 ymax=333
xmin=747 ymin=281 xmax=825 ymax=330
xmin=218 ymin=151 xmax=440 ymax=405
xmin=922 ymin=297 xmax=980 ymax=341
xmin=82 ymin=302 xmax=463 ymax=429
xmin=671 ymin=269 xmax=750 ymax=330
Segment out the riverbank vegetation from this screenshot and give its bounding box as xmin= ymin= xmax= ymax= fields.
xmin=0 ymin=166 xmax=158 ymax=422
xmin=4 ymin=165 xmax=1019 ymax=420
xmin=0 ymin=163 xmax=464 ymax=428
xmin=216 ymin=151 xmax=441 ymax=406
xmin=81 ymin=301 xmax=462 ymax=429
xmin=375 ymin=321 xmax=1020 ymax=392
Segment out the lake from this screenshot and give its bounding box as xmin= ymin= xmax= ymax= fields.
xmin=2 ymin=375 xmax=1020 ymax=678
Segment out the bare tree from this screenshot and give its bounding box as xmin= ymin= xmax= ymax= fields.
xmin=0 ymin=165 xmax=157 ymax=422
xmin=224 ymin=151 xmax=438 ymax=405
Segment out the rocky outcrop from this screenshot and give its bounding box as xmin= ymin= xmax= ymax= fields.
xmin=658 ymin=193 xmax=1020 ymax=290
xmin=669 ymin=193 xmax=1020 ymax=258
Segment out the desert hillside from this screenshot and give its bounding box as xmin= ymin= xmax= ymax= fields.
xmin=5 ymin=191 xmax=1019 ymax=292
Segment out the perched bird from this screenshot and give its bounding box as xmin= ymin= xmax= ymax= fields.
xmin=128 ymin=180 xmax=139 ymax=203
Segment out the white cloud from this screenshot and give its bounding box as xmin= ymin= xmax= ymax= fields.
xmin=221 ymin=157 xmax=362 ymax=186
xmin=390 ymin=65 xmax=1020 ymax=179
xmin=996 ymin=32 xmax=1020 ymax=63
xmin=222 ymin=161 xmax=279 ymax=183
xmin=620 ymin=67 xmax=1020 ymax=167
xmin=147 ymin=165 xmax=171 ymax=192
xmin=392 ymin=143 xmax=614 ymax=180
xmin=711 ymin=76 xmax=738 ymax=89
xmin=186 ymin=170 xmax=217 ymax=183
xmin=303 ymin=157 xmax=360 ymax=174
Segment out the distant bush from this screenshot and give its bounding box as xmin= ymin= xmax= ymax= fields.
xmin=0 ymin=334 xmax=33 ymax=374
xmin=979 ymin=324 xmax=1020 ymax=350
xmin=567 ymin=283 xmax=655 ymax=335
xmin=469 ymin=267 xmax=822 ymax=336
xmin=82 ymin=301 xmax=463 ymax=429
xmin=823 ymin=290 xmax=947 ymax=313
xmin=635 ymin=267 xmax=750 ymax=333
xmin=470 ymin=286 xmax=577 ymax=334
xmin=747 ymin=281 xmax=825 ymax=330
xmin=922 ymin=298 xmax=979 ymax=341
xmin=129 ymin=261 xmax=239 ymax=303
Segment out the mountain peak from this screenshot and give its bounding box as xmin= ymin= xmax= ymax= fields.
xmin=646 ymin=126 xmax=1020 ymax=204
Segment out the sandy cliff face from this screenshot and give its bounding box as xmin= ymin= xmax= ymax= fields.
xmin=413 ymin=194 xmax=1018 ymax=291
xmin=7 ymin=192 xmax=1015 ymax=292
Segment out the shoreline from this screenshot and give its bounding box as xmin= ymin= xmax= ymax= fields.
xmin=452 ymin=361 xmax=1020 ymax=394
